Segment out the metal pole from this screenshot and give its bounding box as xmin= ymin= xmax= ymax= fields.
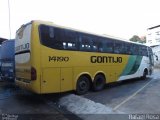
xmin=8 ymin=0 xmax=11 ymax=39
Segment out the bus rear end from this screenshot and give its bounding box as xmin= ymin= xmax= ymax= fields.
xmin=15 ymin=22 xmax=41 ymax=93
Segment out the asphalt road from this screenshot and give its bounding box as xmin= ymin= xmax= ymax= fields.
xmin=0 ymin=69 xmax=160 ymax=120
xmin=57 ymin=69 xmax=160 ymax=120
xmin=0 ymin=82 xmax=79 ymax=120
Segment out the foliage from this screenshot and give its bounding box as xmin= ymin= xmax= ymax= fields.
xmin=129 ymin=35 xmax=146 ymax=43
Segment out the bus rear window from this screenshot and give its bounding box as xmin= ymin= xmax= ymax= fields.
xmin=17 ymin=27 xmax=24 ymax=39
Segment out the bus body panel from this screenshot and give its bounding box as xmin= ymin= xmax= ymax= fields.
xmin=60 ymin=68 xmax=73 ymax=92
xmin=40 ymin=45 xmax=130 ymax=92
xmin=42 ymin=68 xmax=61 ymax=93
xmin=41 ymin=67 xmax=73 ymax=93
xmin=30 ymin=22 xmax=42 ymax=93
xmin=120 ymin=52 xmax=153 ymax=81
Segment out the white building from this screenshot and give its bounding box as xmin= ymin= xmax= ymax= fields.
xmin=146 ymin=25 xmax=160 ymax=67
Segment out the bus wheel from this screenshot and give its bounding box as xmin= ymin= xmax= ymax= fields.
xmin=142 ymin=69 xmax=148 ymax=80
xmin=76 ymin=76 xmax=90 ymax=95
xmin=93 ymin=74 xmax=106 ymax=91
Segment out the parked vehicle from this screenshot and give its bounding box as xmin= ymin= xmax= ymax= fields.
xmin=15 ymin=21 xmax=154 ymax=94
xmin=1 ymin=40 xmax=15 ymax=81
xmin=0 ymin=46 xmax=2 ymax=80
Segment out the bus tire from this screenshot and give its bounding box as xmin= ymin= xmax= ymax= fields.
xmin=76 ymin=76 xmax=90 ymax=95
xmin=93 ymin=74 xmax=106 ymax=91
xmin=142 ymin=69 xmax=148 ymax=80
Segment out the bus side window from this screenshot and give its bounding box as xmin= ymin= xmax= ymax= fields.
xmin=124 ymin=43 xmax=131 ymax=54
xmin=130 ymin=44 xmax=137 ymax=55
xmin=39 ymin=25 xmax=55 ymax=47
xmin=103 ymin=39 xmax=114 ymax=53
xmin=53 ymin=28 xmax=64 ymax=49
xmin=63 ymin=30 xmax=78 ymax=50
xmin=120 ymin=42 xmax=125 ymax=54
xmin=141 ymin=46 xmax=147 ymax=56
xmin=114 ymin=41 xmax=124 ymax=54
xmin=92 ymin=38 xmax=99 ymax=52
xmin=134 ymin=45 xmax=138 ymax=55
xmin=92 ymin=43 xmax=98 ymax=52
xmin=79 ymin=34 xmax=92 ymax=52
xmin=138 ymin=46 xmax=142 ymax=56
xmin=98 ymin=41 xmax=103 ymax=52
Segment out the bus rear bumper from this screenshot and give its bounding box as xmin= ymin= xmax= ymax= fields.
xmin=15 ymin=79 xmax=41 ymax=94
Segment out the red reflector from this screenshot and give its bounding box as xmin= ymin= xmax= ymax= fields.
xmin=31 ymin=67 xmax=37 ymax=80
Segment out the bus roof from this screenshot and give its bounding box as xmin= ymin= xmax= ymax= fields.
xmin=18 ymin=20 xmax=147 ymax=47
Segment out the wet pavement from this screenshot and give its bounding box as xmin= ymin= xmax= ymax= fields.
xmin=58 ymin=68 xmax=160 ymax=120
xmin=0 ymin=68 xmax=160 ymax=120
xmin=0 ymin=82 xmax=79 ymax=120
xmin=83 ymin=69 xmax=160 ymax=114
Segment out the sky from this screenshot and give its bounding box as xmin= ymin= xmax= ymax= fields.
xmin=0 ymin=0 xmax=160 ymax=40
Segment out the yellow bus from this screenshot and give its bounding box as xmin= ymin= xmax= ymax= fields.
xmin=15 ymin=20 xmax=154 ymax=94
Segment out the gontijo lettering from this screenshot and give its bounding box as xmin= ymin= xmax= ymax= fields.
xmin=91 ymin=56 xmax=122 ymax=63
xmin=15 ymin=43 xmax=30 ymax=53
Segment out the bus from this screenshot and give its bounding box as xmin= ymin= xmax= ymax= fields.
xmin=15 ymin=20 xmax=154 ymax=94
xmin=1 ymin=40 xmax=15 ymax=82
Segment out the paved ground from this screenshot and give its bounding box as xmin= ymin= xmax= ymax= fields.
xmin=0 ymin=69 xmax=160 ymax=120
xmin=0 ymin=82 xmax=79 ymax=120
xmin=83 ymin=78 xmax=159 ymax=113
xmin=58 ymin=69 xmax=160 ymax=120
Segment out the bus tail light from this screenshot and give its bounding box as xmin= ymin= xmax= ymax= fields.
xmin=31 ymin=67 xmax=37 ymax=80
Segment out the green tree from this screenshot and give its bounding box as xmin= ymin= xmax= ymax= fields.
xmin=129 ymin=35 xmax=141 ymax=42
xmin=140 ymin=36 xmax=146 ymax=43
